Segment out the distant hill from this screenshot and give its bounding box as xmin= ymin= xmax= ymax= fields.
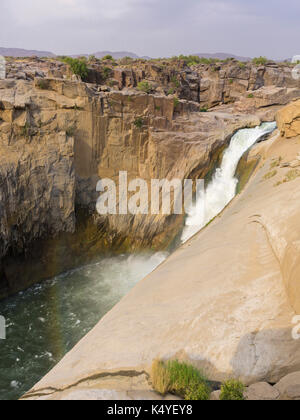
xmin=0 ymin=47 xmax=55 ymax=58
xmin=194 ymin=52 xmax=252 ymax=62
xmin=0 ymin=47 xmax=251 ymax=61
xmin=93 ymin=51 xmax=140 ymax=59
xmin=0 ymin=47 xmax=254 ymax=62
xmin=71 ymin=51 xmax=143 ymax=59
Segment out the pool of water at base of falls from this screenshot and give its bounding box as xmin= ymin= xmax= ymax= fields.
xmin=0 ymin=121 xmax=277 ymax=400
xmin=0 ymin=252 xmax=167 ymax=400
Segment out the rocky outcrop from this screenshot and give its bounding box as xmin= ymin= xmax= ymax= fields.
xmin=87 ymin=60 xmax=300 ymax=109
xmin=21 ymin=101 xmax=300 ymax=399
xmin=2 ymin=59 xmax=300 ymax=296
xmin=235 ymin=86 xmax=300 ymax=120
xmin=6 ymin=57 xmax=300 ymax=109
xmin=276 ymin=98 xmax=300 ymax=138
xmin=0 ymin=77 xmax=263 ymax=297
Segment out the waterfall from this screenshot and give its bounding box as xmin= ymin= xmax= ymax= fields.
xmin=181 ymin=122 xmax=277 ymax=243
xmin=0 ymin=121 xmax=277 ymax=400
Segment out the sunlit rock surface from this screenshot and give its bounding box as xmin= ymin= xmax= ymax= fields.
xmin=23 ymin=101 xmax=300 ymax=400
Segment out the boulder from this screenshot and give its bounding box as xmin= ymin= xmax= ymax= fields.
xmin=275 ymin=372 xmax=300 ymax=400
xmin=210 ymin=390 xmax=221 ymax=401
xmin=244 ymin=382 xmax=279 ymax=400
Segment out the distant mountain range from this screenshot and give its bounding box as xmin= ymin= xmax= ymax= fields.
xmin=193 ymin=52 xmax=252 ymax=62
xmin=0 ymin=47 xmax=55 ymax=58
xmin=0 ymin=47 xmax=283 ymax=63
xmin=0 ymin=47 xmax=151 ymax=60
xmin=71 ymin=51 xmax=152 ymax=60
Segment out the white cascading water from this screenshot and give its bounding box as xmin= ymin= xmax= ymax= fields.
xmin=182 ymin=122 xmax=277 ymax=243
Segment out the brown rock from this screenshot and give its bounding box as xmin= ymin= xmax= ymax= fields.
xmin=275 ymin=372 xmax=300 ymax=400
xmin=244 ymin=382 xmax=279 ymax=400
xmin=277 ymin=99 xmax=300 ymax=138
xmin=210 ymin=390 xmax=221 ymax=400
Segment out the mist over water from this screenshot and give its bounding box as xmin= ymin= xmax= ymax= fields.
xmin=181 ymin=122 xmax=277 ymax=242
xmin=0 ymin=122 xmax=276 ymax=400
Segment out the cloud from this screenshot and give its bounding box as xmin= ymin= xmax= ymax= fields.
xmin=6 ymin=0 xmax=152 ymax=24
xmin=0 ymin=0 xmax=300 ymax=59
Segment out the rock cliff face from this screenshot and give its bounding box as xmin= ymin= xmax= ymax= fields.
xmin=22 ymin=100 xmax=300 ymax=400
xmin=0 ymin=77 xmax=260 ymax=296
xmin=1 ymin=58 xmax=300 ymax=297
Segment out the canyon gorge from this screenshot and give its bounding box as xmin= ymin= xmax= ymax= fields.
xmin=1 ymin=56 xmax=300 ymax=400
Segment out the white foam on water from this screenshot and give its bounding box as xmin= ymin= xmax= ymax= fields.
xmin=182 ymin=122 xmax=277 ymax=243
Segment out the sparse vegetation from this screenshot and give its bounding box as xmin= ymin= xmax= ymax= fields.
xmin=151 ymin=360 xmax=211 ymax=400
xmin=200 ymin=107 xmax=208 ymax=112
xmin=252 ymin=56 xmax=268 ymax=66
xmin=59 ymin=57 xmax=88 ymax=80
xmin=151 ymin=360 xmax=171 ymax=395
xmin=137 ymin=81 xmax=152 ymax=93
xmin=134 ymin=117 xmax=144 ymax=129
xmin=185 ymin=382 xmax=211 ymax=401
xmin=274 ymin=169 xmax=300 ymax=187
xmin=270 ymin=157 xmax=282 ymax=169
xmin=284 ymin=169 xmax=300 ymax=182
xmin=108 ymin=80 xmax=118 ymax=87
xmin=102 ymin=55 xmax=114 ymax=61
xmin=173 ymin=97 xmax=180 ymax=109
xmin=66 ymin=125 xmax=76 ymax=137
xmin=248 ymin=93 xmax=254 ymax=99
xmin=36 ymin=79 xmax=48 ymax=90
xmin=168 ymin=55 xmax=218 ymax=66
xmin=102 ymin=66 xmax=112 ymax=80
xmin=170 ymin=76 xmax=180 ymax=88
xmin=21 ymin=122 xmax=30 ymax=138
xmin=263 ymin=170 xmax=277 ymax=180
xmin=220 ymin=380 xmax=245 ymax=401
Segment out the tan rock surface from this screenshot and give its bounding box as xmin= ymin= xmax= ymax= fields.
xmin=23 ymin=122 xmax=300 ymax=400
xmin=274 ymin=371 xmax=300 ymax=400
xmin=244 ymin=382 xmax=279 ymax=401
xmin=210 ymin=390 xmax=221 ymax=401
xmin=277 ymin=99 xmax=300 ymax=138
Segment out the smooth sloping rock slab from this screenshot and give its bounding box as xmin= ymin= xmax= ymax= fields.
xmin=24 ymin=123 xmax=300 ymax=400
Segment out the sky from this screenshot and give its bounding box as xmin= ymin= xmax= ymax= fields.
xmin=0 ymin=0 xmax=299 ymax=59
